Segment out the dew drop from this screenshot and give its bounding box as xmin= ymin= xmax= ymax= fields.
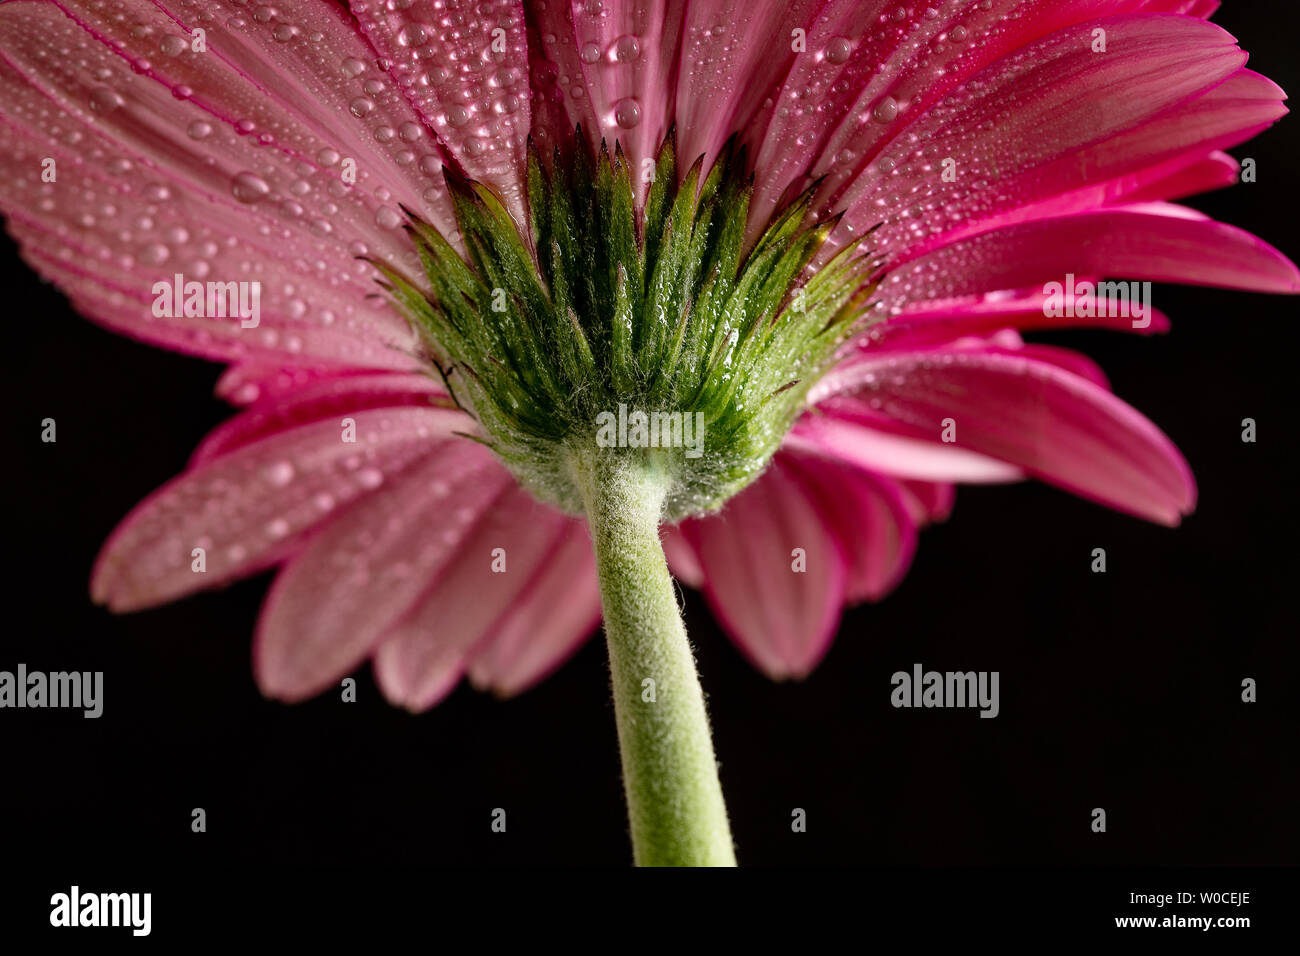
xmin=187 ymin=120 xmax=213 ymax=140
xmin=872 ymin=96 xmax=899 ymax=123
xmin=613 ymin=97 xmax=641 ymax=129
xmin=612 ymin=34 xmax=640 ymax=63
xmin=265 ymin=461 xmax=295 ymax=486
xmin=89 ymin=87 xmax=125 ymax=114
xmin=579 ymin=42 xmax=600 ymax=64
xmin=231 ymin=171 xmax=271 ymax=203
xmin=398 ymin=23 xmax=429 ymax=47
xmin=825 ymin=37 xmax=852 ymax=64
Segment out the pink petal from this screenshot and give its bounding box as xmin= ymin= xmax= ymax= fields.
xmin=1118 ymin=150 xmax=1241 ymax=204
xmin=255 ymin=442 xmax=512 ymax=702
xmin=680 ymin=456 xmax=847 ymax=680
xmin=215 ymin=364 xmax=388 ymax=407
xmin=747 ymin=3 xmax=1225 ymax=243
xmin=660 ymin=521 xmax=705 ymax=588
xmin=371 ymin=484 xmax=576 ymax=711
xmin=812 ymin=349 xmax=1197 ymax=526
xmin=466 ymin=520 xmax=602 ymax=697
xmin=827 ymin=17 xmax=1267 ymax=259
xmin=562 ymin=0 xmax=690 ymax=189
xmin=782 ymin=449 xmax=919 ymax=604
xmin=0 ymin=0 xmax=443 ymax=369
xmin=523 ymin=0 xmax=601 ymax=156
xmin=670 ymin=0 xmax=821 ymax=176
xmin=92 ymin=406 xmax=471 ymax=612
xmin=787 ymin=416 xmax=1025 ymax=484
xmin=191 ymin=371 xmax=447 ymax=465
xmin=862 ymin=69 xmax=1286 ymax=261
xmin=351 ymin=0 xmax=532 ymax=223
xmin=866 ymin=285 xmax=1171 ymax=349
xmin=875 ymin=204 xmax=1300 ymax=311
xmin=895 ymin=480 xmax=956 ymax=526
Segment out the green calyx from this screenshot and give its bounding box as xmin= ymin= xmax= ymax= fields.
xmin=374 ymin=127 xmax=880 ymax=522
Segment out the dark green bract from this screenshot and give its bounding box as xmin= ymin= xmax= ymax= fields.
xmin=374 ymin=128 xmax=879 ymax=521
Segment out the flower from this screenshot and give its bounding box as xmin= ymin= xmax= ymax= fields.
xmin=1 ymin=0 xmax=1295 ymax=711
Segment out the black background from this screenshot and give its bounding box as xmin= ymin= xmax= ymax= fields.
xmin=3 ymin=2 xmax=1297 ymax=878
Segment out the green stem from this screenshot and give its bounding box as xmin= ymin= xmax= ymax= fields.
xmin=569 ymin=445 xmax=736 ymax=867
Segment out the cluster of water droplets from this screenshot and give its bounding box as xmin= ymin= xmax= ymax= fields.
xmin=94 ymin=408 xmax=455 ymax=606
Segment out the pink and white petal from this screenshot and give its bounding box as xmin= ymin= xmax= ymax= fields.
xmin=191 ymin=371 xmax=449 ymax=465
xmin=812 ymin=350 xmax=1197 ymax=526
xmin=875 ymin=204 xmax=1300 ymax=313
xmin=254 ymin=442 xmax=511 ymax=702
xmin=0 ymin=0 xmax=441 ymax=369
xmin=216 ymin=364 xmax=384 ymax=407
xmin=565 ymin=0 xmax=691 ymax=188
xmin=825 ymin=16 xmax=1261 ymax=260
xmin=372 ymin=485 xmax=574 ymax=711
xmin=746 ymin=1 xmax=1196 ymax=240
xmin=466 ymin=520 xmax=602 ymax=697
xmin=787 ymin=414 xmax=1025 ymax=484
xmin=350 ymin=0 xmax=533 ymax=223
xmin=856 ymin=68 xmax=1286 ymax=260
xmin=782 ymin=449 xmax=919 ymax=604
xmin=92 ymin=406 xmax=469 ymax=612
xmin=681 ymin=456 xmax=848 ymax=680
xmin=1009 ymin=344 xmax=1110 ymax=389
xmin=865 ymin=285 xmax=1171 ymax=349
xmin=670 ymin=0 xmax=821 ymax=175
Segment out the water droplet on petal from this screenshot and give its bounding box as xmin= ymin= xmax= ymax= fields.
xmin=231 ymin=171 xmax=271 ymax=203
xmin=825 ymin=37 xmax=852 ymax=64
xmin=89 ymin=87 xmax=125 ymax=114
xmin=612 ymin=34 xmax=640 ymax=62
xmin=872 ymin=95 xmax=899 ymax=123
xmin=265 ymin=461 xmax=295 ymax=486
xmin=613 ymin=97 xmax=641 ymax=129
xmin=398 ymin=23 xmax=429 ymax=47
xmin=187 ymin=120 xmax=213 ymax=140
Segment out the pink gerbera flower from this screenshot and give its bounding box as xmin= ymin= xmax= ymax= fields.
xmin=1 ymin=0 xmax=1294 ymax=865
